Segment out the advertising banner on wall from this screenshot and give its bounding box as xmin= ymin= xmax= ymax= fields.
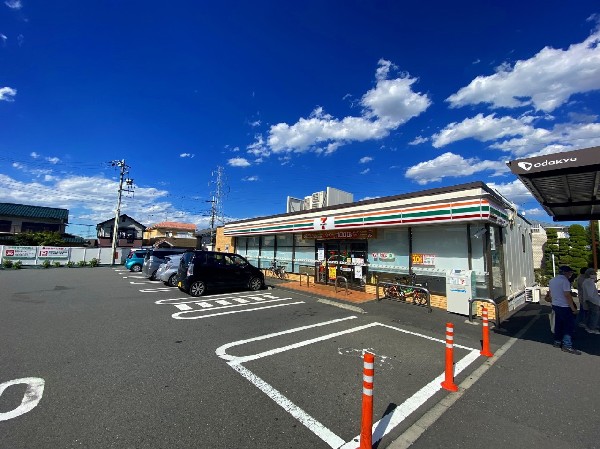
xmin=38 ymin=246 xmax=69 ymax=258
xmin=3 ymin=246 xmax=37 ymax=259
xmin=412 ymin=253 xmax=436 ymax=266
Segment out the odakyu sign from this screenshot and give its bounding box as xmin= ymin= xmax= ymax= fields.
xmin=508 ymin=146 xmax=600 ymax=175
xmin=516 ymin=157 xmax=577 ymax=172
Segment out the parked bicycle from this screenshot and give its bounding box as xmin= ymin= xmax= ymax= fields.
xmin=268 ymin=261 xmax=287 ymax=279
xmin=383 ymin=273 xmax=428 ymax=306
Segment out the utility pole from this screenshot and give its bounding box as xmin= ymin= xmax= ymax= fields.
xmin=110 ymin=160 xmax=134 ymax=265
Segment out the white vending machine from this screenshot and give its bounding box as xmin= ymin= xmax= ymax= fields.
xmin=446 ymin=269 xmax=476 ymax=315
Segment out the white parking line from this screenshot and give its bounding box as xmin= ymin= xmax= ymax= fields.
xmin=172 ymin=298 xmax=304 ymax=319
xmin=216 ymin=318 xmax=480 ymax=448
xmin=154 ymin=292 xmax=285 ymax=305
xmin=139 ymin=287 xmax=174 ymax=293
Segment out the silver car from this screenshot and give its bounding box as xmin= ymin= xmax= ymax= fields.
xmin=157 ymin=254 xmax=183 ymax=287
xmin=141 ymin=248 xmax=188 ymax=280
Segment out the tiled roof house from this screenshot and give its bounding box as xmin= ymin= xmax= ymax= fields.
xmin=0 ymin=202 xmax=69 ymax=235
xmin=145 ymin=221 xmax=198 ymax=248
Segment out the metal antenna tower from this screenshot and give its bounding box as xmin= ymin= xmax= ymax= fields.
xmin=110 ymin=160 xmax=134 ymax=265
xmin=207 ymin=166 xmax=228 ymax=247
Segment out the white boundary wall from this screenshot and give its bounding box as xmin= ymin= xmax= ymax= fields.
xmin=0 ymin=246 xmax=128 ymax=266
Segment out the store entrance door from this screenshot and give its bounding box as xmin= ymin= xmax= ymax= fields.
xmin=315 ymin=240 xmax=367 ymax=289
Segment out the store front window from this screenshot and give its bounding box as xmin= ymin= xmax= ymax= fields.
xmin=490 ymin=226 xmax=506 ymax=299
xmin=315 ymin=240 xmax=367 ymax=289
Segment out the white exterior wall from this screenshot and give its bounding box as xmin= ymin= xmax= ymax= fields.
xmin=0 ymin=246 xmax=127 ymax=265
xmin=502 ymin=214 xmax=534 ymax=298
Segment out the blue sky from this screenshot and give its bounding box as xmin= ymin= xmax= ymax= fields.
xmin=1 ymin=1 xmax=600 ymax=238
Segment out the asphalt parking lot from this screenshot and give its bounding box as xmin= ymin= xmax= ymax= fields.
xmin=1 ymin=266 xmax=599 ymax=449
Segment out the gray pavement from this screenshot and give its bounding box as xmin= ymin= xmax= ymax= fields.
xmin=0 ymin=266 xmax=598 ymax=449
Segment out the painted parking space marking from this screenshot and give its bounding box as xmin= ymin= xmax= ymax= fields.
xmin=136 ymin=291 xmax=307 ymax=320
xmin=0 ymin=377 xmax=45 ymax=422
xmin=139 ymin=287 xmax=175 ymax=293
xmin=216 ymin=317 xmax=480 ymax=449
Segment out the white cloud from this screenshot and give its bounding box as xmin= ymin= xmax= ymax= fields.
xmin=228 ymin=157 xmax=251 ymax=167
xmin=360 ymin=168 xmax=370 ymax=175
xmin=409 ymin=136 xmax=428 ymax=145
xmin=0 ymin=173 xmax=215 ymax=233
xmin=249 ymin=120 xmax=261 ymax=127
xmin=12 ymin=162 xmax=23 ymax=169
xmin=45 ymin=156 xmax=60 ymax=164
xmin=242 ymin=176 xmax=259 ymax=182
xmin=0 ymin=34 xmax=6 ymax=45
xmin=432 ymin=113 xmax=535 ymax=148
xmin=4 ymin=0 xmax=22 ymax=9
xmin=260 ymin=59 xmax=431 ymax=155
xmin=30 ymin=152 xmax=39 ymax=159
xmin=179 ymin=153 xmax=194 ymax=158
xmin=375 ymin=58 xmax=397 ymax=81
xmin=247 ymin=134 xmax=270 ymax=157
xmin=0 ymin=87 xmax=17 ymax=101
xmin=431 ymin=112 xmax=600 ymax=158
xmin=446 ymin=29 xmax=600 ymax=112
xmin=486 ymin=180 xmax=534 ymax=205
xmin=359 ymin=156 xmax=373 ymax=164
xmin=405 ymin=152 xmax=507 ymax=185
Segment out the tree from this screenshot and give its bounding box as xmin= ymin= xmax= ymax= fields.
xmin=14 ymin=231 xmax=64 ymax=246
xmin=542 ymin=225 xmax=592 ymax=279
xmin=543 ymin=228 xmax=559 ymax=277
xmin=567 ymin=224 xmax=591 ymax=274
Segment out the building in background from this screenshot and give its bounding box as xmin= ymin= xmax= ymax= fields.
xmin=144 ymin=221 xmax=197 ymax=248
xmin=96 ymin=214 xmax=145 ymax=248
xmin=0 ymin=202 xmax=69 ymax=243
xmin=286 ymin=187 xmax=353 ymax=213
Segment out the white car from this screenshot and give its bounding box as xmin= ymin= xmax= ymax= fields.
xmin=157 ymin=254 xmax=183 ymax=287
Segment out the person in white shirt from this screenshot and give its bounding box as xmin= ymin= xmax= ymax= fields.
xmin=548 ymin=265 xmax=580 ymax=354
xmin=582 ymin=268 xmax=600 ymax=334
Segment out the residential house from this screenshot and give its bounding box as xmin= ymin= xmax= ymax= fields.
xmin=0 ymin=202 xmax=69 ymax=244
xmin=144 ymin=222 xmax=197 ymax=248
xmin=96 ymin=214 xmax=146 ymax=248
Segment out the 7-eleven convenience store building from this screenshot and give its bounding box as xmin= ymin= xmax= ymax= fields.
xmin=217 ymin=182 xmax=534 ymax=318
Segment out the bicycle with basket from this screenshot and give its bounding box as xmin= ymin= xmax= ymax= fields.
xmin=382 ymin=272 xmax=429 ymax=306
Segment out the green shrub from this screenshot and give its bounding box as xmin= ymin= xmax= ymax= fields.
xmin=53 ymin=261 xmax=61 ymax=268
xmin=2 ymin=259 xmax=14 ymax=268
xmin=89 ymin=258 xmax=99 ymax=267
xmin=13 ymin=261 xmax=22 ymax=269
xmin=77 ymin=260 xmax=88 ymax=267
xmin=42 ymin=259 xmax=52 ymax=269
xmin=66 ymin=261 xmax=75 ymax=268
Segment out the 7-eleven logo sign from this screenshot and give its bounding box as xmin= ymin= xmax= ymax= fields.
xmin=313 ymin=217 xmax=335 ymax=230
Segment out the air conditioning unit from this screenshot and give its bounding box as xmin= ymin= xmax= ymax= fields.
xmin=525 ymin=287 xmax=540 ymax=303
xmin=311 ymin=191 xmax=326 ymax=209
xmin=303 ymin=196 xmax=312 ymax=210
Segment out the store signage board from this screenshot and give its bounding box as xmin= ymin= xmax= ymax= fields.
xmin=302 ymin=229 xmax=377 ymax=240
